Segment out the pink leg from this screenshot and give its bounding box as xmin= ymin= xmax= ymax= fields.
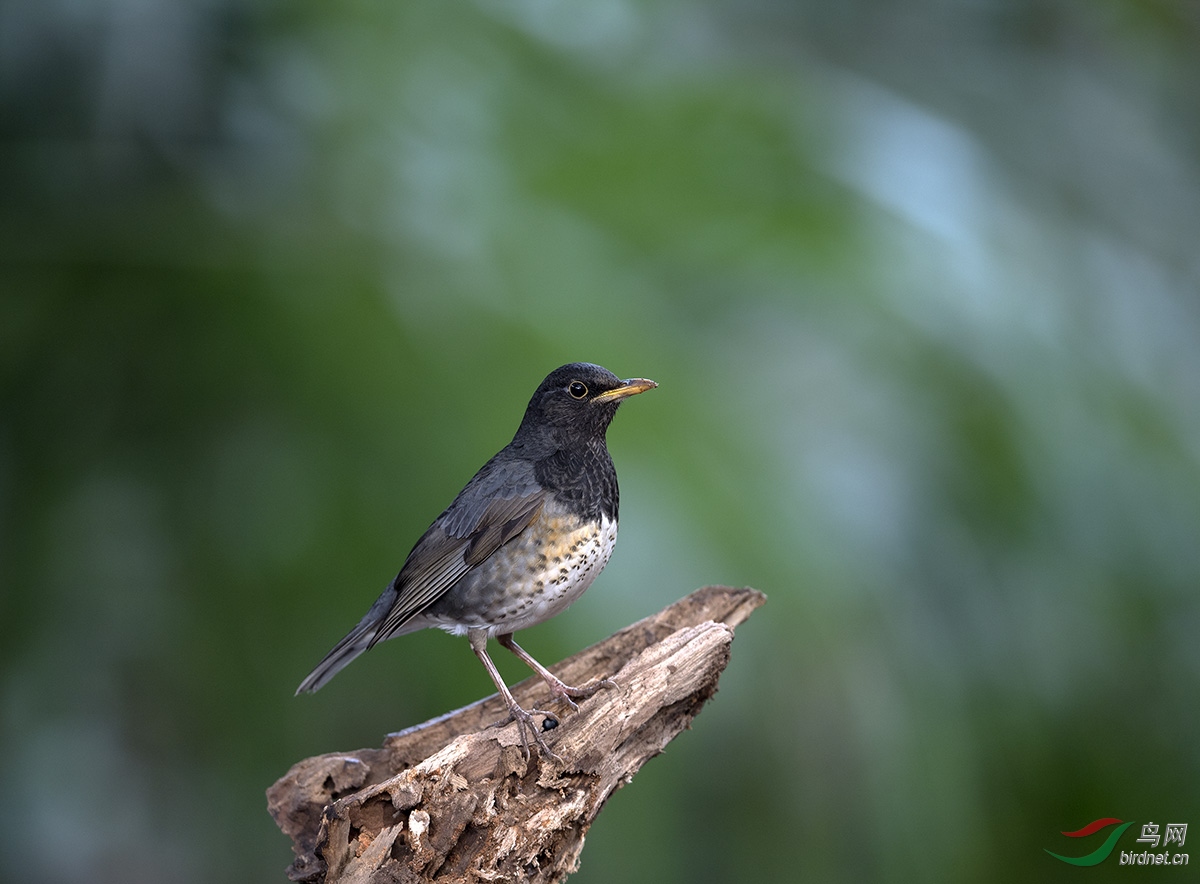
xmin=497 ymin=633 xmax=617 ymax=712
xmin=468 ymin=629 xmax=558 ymax=760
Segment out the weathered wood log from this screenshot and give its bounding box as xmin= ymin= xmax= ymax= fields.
xmin=267 ymin=585 xmax=765 ymax=883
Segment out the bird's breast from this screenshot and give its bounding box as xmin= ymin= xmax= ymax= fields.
xmin=421 ymin=503 xmax=618 ymax=636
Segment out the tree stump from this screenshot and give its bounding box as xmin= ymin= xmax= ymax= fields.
xmin=267 ymin=585 xmax=765 ymax=883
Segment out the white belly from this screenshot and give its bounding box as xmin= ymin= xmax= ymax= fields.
xmin=424 ymin=513 xmax=618 ymax=636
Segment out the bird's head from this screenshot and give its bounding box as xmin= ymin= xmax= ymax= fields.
xmin=516 ymin=363 xmax=656 ymax=444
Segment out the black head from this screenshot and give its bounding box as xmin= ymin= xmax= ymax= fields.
xmin=515 ymin=363 xmax=656 ymax=445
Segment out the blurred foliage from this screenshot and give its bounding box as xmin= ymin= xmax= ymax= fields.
xmin=2 ymin=1 xmax=1199 ymax=882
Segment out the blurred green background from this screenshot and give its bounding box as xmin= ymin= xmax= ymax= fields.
xmin=2 ymin=1 xmax=1198 ymax=882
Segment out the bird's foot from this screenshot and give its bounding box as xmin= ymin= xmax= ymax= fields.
xmin=490 ymin=702 xmax=562 ymax=762
xmin=543 ymin=674 xmax=619 ymax=712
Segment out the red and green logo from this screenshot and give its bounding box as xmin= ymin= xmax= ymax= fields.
xmin=1046 ymin=818 xmax=1190 ymax=866
xmin=1045 ymin=818 xmax=1135 ymax=866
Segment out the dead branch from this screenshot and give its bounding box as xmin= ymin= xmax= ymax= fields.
xmin=267 ymin=585 xmax=765 ymax=883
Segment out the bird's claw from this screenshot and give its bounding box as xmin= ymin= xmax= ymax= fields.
xmin=491 ymin=703 xmax=562 ymax=762
xmin=550 ymin=675 xmax=618 ymax=710
xmin=489 ymin=676 xmax=618 ymax=760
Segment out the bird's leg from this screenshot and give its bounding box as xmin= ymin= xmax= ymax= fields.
xmin=497 ymin=633 xmax=618 ymax=712
xmin=468 ymin=629 xmax=559 ymax=761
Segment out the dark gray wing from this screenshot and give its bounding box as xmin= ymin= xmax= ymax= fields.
xmin=296 ymin=455 xmax=544 ymax=694
xmin=370 ymin=465 xmax=545 ymax=641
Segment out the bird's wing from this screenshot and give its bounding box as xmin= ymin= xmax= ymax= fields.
xmin=369 ymin=458 xmax=546 ymax=643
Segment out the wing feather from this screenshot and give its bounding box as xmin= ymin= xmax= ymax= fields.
xmin=297 ymin=453 xmax=546 ymax=692
xmin=369 ymin=458 xmax=545 ymax=642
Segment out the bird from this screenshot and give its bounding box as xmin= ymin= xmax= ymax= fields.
xmin=296 ymin=362 xmax=657 ymax=758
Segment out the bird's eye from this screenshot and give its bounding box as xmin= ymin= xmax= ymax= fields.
xmin=568 ymin=381 xmax=588 ymax=399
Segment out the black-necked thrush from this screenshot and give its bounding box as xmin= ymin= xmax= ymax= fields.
xmin=297 ymin=362 xmax=656 ymax=758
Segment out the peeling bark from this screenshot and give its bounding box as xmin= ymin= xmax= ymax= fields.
xmin=268 ymin=586 xmax=765 ymax=883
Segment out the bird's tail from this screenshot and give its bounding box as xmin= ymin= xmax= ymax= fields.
xmin=295 ymin=616 xmax=381 ymax=695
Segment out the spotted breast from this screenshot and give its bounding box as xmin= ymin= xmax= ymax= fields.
xmin=411 ymin=500 xmax=618 ymax=637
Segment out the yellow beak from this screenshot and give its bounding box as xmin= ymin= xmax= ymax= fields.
xmin=592 ymin=378 xmax=658 ymax=404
